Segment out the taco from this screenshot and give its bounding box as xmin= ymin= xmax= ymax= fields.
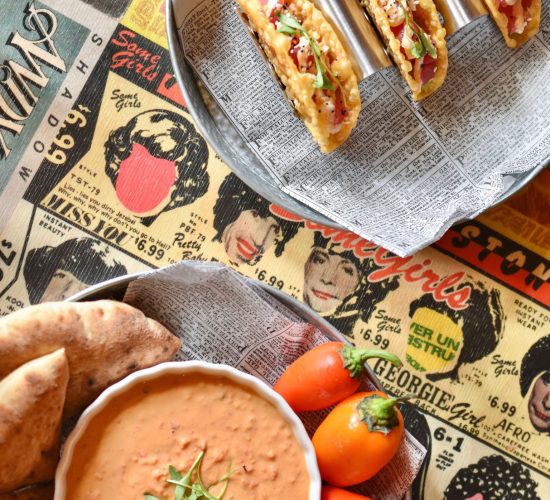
xmin=236 ymin=0 xmax=361 ymax=154
xmin=362 ymin=0 xmax=448 ymax=100
xmin=484 ymin=0 xmax=541 ymax=48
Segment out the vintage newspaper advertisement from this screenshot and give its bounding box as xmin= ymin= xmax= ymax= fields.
xmin=0 ymin=0 xmax=127 ymax=225
xmin=0 ymin=0 xmax=547 ymax=497
xmin=174 ymin=0 xmax=550 ymax=257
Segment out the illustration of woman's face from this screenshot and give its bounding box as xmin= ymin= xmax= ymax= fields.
xmin=303 ymin=248 xmax=360 ymax=313
xmin=41 ymin=270 xmax=88 ymax=302
xmin=115 ymin=140 xmax=178 ymax=217
xmin=222 ymin=209 xmax=281 ymax=266
xmin=39 ymin=241 xmax=117 ymax=302
xmin=107 ymin=112 xmax=207 ymax=218
xmin=528 ymin=373 xmax=550 ymax=432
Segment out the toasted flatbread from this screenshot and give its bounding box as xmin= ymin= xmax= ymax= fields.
xmin=363 ymin=0 xmax=447 ymax=100
xmin=237 ymin=0 xmax=361 ymax=153
xmin=0 ymin=483 xmax=54 ymax=500
xmin=0 ymin=350 xmax=68 ymax=494
xmin=0 ymin=300 xmax=181 ymax=417
xmin=484 ymin=0 xmax=541 ymax=48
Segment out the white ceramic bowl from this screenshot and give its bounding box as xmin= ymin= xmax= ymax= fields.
xmin=55 ymin=360 xmax=321 ymax=499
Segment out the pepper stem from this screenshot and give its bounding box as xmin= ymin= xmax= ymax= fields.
xmin=357 ymin=395 xmax=409 ymax=435
xmin=339 ymin=345 xmax=402 ymax=378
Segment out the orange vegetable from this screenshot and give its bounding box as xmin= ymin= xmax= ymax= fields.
xmin=321 ymin=485 xmax=374 ymax=500
xmin=274 ymin=342 xmax=401 ymax=412
xmin=312 ymin=391 xmax=404 ymax=486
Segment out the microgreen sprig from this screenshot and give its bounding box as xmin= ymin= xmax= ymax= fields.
xmin=144 ymin=450 xmax=236 ymax=500
xmin=399 ymin=1 xmax=436 ymax=59
xmin=275 ymin=10 xmax=346 ymax=102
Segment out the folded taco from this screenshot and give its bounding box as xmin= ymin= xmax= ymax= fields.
xmin=236 ymin=0 xmax=361 ymax=154
xmin=362 ymin=0 xmax=448 ymax=100
xmin=484 ymin=0 xmax=541 ymax=48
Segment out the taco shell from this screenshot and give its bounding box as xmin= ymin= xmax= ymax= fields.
xmin=237 ymin=0 xmax=361 ymax=153
xmin=363 ymin=0 xmax=448 ymax=100
xmin=0 ymin=349 xmax=68 ymax=493
xmin=484 ymin=0 xmax=541 ymax=48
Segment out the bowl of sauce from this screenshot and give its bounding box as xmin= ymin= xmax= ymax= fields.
xmin=55 ymin=361 xmax=320 ymax=499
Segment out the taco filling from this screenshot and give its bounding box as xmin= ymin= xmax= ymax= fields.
xmin=496 ymin=0 xmax=533 ymax=36
xmin=238 ymin=0 xmax=361 ymax=153
xmin=484 ymin=0 xmax=540 ymax=47
xmin=263 ymin=0 xmax=348 ymax=133
xmin=384 ymin=0 xmax=438 ymax=87
xmin=361 ymin=0 xmax=446 ymax=99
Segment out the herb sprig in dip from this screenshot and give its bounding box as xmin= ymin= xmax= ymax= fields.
xmin=144 ymin=450 xmax=235 ymax=500
xmin=275 ymin=9 xmax=346 ymax=100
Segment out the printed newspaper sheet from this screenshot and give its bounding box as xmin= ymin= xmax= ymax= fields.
xmin=0 ymin=0 xmax=548 ymax=497
xmin=123 ymin=261 xmax=426 ymax=500
xmin=175 ymin=0 xmax=550 ymax=256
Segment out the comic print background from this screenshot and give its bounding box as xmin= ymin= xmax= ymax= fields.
xmin=0 ymin=0 xmax=548 ymax=498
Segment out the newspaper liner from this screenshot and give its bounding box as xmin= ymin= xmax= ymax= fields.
xmin=174 ymin=0 xmax=550 ymax=257
xmin=122 ymin=260 xmax=426 ymax=500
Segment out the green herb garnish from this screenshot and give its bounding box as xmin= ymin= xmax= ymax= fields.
xmin=275 ymin=9 xmax=346 ymax=100
xmin=400 ymin=1 xmax=437 ymax=59
xmin=169 ymin=464 xmax=185 ymax=500
xmin=144 ymin=450 xmax=236 ymax=500
xmin=276 ymin=11 xmax=303 ymax=35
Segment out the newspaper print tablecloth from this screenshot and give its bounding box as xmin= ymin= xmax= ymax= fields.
xmin=0 ymin=0 xmax=548 ymax=497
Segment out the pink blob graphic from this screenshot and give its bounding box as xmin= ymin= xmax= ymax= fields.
xmin=115 ymin=142 xmax=177 ymax=214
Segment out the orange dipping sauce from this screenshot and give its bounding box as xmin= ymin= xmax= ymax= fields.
xmin=65 ymin=373 xmax=310 ymax=499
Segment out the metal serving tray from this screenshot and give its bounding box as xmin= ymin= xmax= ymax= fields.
xmin=68 ymin=268 xmax=425 ymax=497
xmin=67 ymin=270 xmax=384 ymax=387
xmin=165 ymin=0 xmax=544 ymax=231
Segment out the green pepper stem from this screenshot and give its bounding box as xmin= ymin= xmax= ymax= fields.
xmin=339 ymin=345 xmax=402 ymax=378
xmin=357 ymin=394 xmax=409 ymax=435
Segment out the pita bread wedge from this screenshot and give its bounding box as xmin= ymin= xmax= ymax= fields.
xmin=0 ymin=350 xmax=68 ymax=494
xmin=237 ymin=0 xmax=361 ymax=153
xmin=484 ymin=0 xmax=540 ymax=48
xmin=0 ymin=483 xmax=54 ymax=500
xmin=362 ymin=0 xmax=448 ymax=100
xmin=0 ymin=300 xmax=181 ymax=417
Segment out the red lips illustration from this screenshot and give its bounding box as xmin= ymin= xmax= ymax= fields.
xmin=115 ymin=143 xmax=177 ymax=214
xmin=236 ymin=238 xmax=259 ymax=261
xmin=312 ymin=289 xmax=337 ymax=300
